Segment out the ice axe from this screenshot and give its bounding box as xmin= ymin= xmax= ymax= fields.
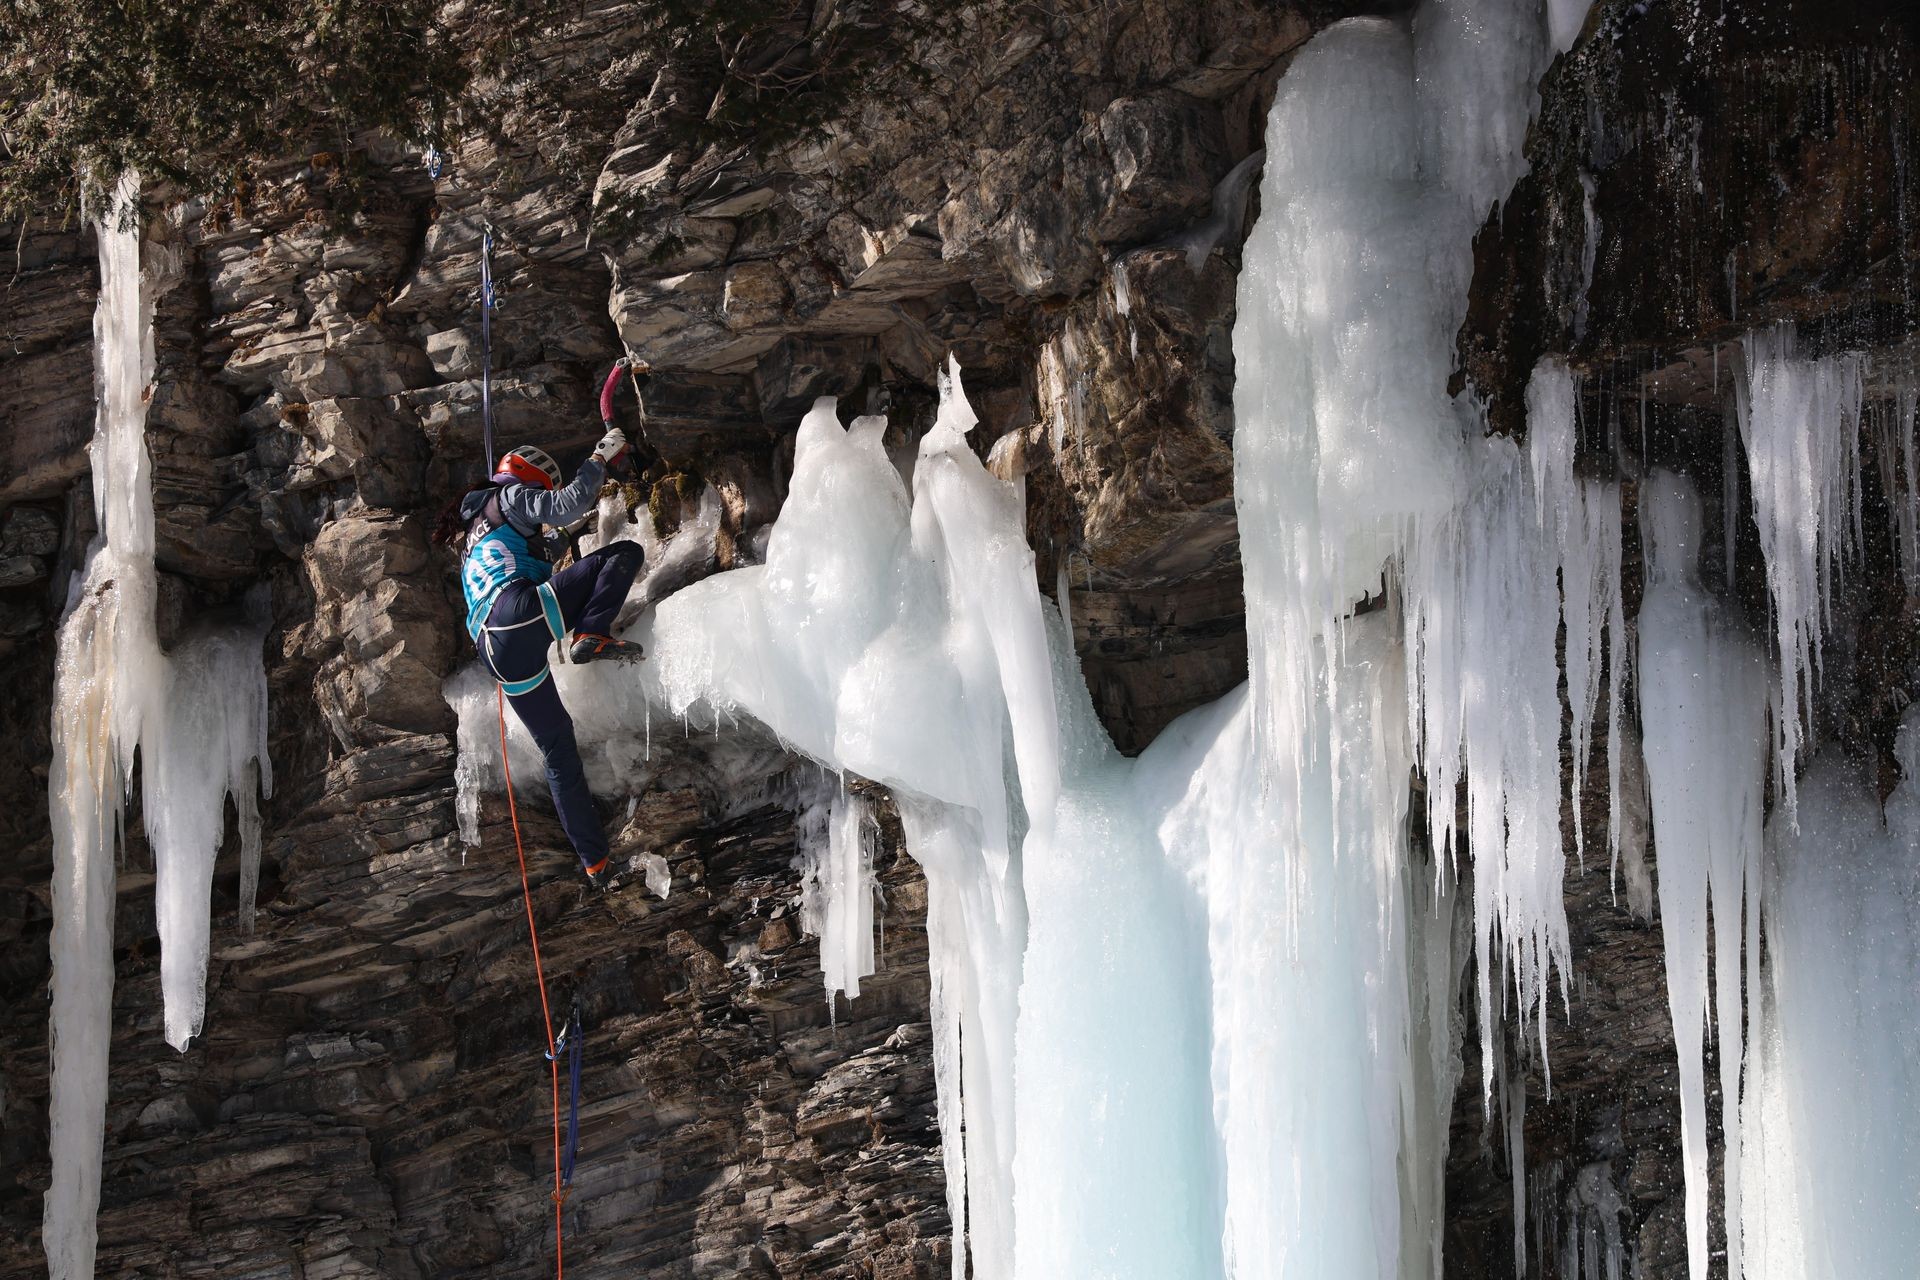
xmin=597 ymin=356 xmax=651 ymax=477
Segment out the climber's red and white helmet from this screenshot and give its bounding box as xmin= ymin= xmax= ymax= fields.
xmin=493 ymin=444 xmax=560 ymax=490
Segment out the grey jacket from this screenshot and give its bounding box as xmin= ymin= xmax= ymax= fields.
xmin=498 ymin=455 xmax=606 ymax=535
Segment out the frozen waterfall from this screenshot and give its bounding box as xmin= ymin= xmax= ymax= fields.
xmin=438 ymin=0 xmax=1920 ymax=1276
xmin=448 ymin=1 xmax=1585 ymax=1275
xmin=44 ymin=180 xmax=272 ymax=1279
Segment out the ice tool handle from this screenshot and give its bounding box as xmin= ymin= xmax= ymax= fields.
xmin=597 ymin=357 xmax=650 ymax=473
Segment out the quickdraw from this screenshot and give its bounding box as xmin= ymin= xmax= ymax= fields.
xmin=547 ymin=994 xmax=586 ymax=1194
xmin=480 ymin=226 xmax=499 ymax=467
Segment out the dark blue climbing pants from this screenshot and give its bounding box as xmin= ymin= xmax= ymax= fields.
xmin=477 ymin=541 xmax=646 ymax=869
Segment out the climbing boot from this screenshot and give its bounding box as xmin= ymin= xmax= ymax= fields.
xmin=583 ymin=856 xmax=616 ymax=892
xmin=569 ymin=632 xmax=645 ymax=665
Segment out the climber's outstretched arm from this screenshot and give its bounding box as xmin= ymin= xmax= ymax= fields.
xmin=501 ymin=455 xmax=607 ymax=529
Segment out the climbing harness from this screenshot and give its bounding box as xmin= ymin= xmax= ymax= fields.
xmin=499 ymin=686 xmax=572 ymax=1276
xmin=478 ymin=580 xmax=570 ymax=694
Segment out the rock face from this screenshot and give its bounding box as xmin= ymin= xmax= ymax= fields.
xmin=2 ymin=0 xmax=1917 ymax=1276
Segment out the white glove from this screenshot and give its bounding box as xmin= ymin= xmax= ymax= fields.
xmin=592 ymin=426 xmax=628 ymax=464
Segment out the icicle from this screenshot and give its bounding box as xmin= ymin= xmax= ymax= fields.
xmin=1733 ymin=324 xmax=1865 ymax=823
xmin=1636 ymin=470 xmax=1769 ymax=1280
xmin=795 ymin=790 xmax=880 ymax=1006
xmin=1405 ymin=440 xmax=1572 ymax=1100
xmin=146 ymin=618 xmax=273 ymax=1049
xmin=1527 ymin=359 xmax=1625 ymax=869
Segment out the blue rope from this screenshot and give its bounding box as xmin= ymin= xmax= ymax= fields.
xmin=480 ymin=226 xmax=497 ymax=467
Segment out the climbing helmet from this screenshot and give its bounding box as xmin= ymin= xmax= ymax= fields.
xmin=493 ymin=444 xmax=561 ymax=490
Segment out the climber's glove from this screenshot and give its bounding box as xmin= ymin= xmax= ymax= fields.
xmin=593 ymin=426 xmax=629 ymax=464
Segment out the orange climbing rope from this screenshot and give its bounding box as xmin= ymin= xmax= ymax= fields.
xmin=498 ymin=686 xmax=567 ymax=1279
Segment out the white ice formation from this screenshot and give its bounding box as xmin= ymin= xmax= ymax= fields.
xmin=45 ymin=180 xmax=272 ymax=1279
xmin=1634 ymin=414 xmax=1920 ymax=1280
xmin=795 ymin=790 xmax=881 ymax=1007
xmin=1741 ymin=717 xmax=1920 ymax=1280
xmin=1733 ymin=325 xmax=1865 ymax=824
xmin=1637 ymin=471 xmax=1770 ymax=1280
xmin=449 ymin=0 xmax=1597 ymax=1274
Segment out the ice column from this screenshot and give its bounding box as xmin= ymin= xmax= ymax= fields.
xmin=1009 ymin=610 xmax=1219 ymax=1280
xmin=45 ymin=179 xmax=272 ymax=1279
xmin=1136 ymin=613 xmax=1451 ymax=1280
xmin=1636 ymin=470 xmax=1769 ymax=1280
xmin=45 ymin=175 xmax=162 ymax=1280
xmin=1233 ymin=0 xmax=1577 ymax=1112
xmin=1742 ymin=714 xmax=1920 ymax=1279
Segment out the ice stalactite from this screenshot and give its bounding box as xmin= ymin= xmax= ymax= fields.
xmin=1402 ymin=362 xmax=1628 ymax=1108
xmin=795 ymin=791 xmax=880 ymax=1007
xmin=1405 ymin=436 xmax=1573 ymax=1098
xmin=146 ymin=618 xmax=274 ymax=1048
xmin=1527 ymin=360 xmax=1627 ymax=877
xmin=1741 ymin=715 xmax=1920 ymax=1280
xmin=45 ymin=176 xmax=158 ymax=1280
xmin=1733 ymin=325 xmax=1865 ymax=822
xmin=1636 ymin=471 xmax=1770 ymax=1280
xmin=45 ymin=179 xmax=273 ymax=1280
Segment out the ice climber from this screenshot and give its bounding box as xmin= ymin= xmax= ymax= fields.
xmin=450 ymin=428 xmax=645 ymax=888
